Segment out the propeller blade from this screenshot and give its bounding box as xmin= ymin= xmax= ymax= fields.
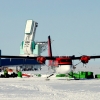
xmin=74 ymin=61 xmax=81 ymax=67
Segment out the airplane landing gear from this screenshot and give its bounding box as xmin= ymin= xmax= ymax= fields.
xmin=45 ymin=73 xmax=54 ymax=81
xmin=66 ymin=74 xmax=70 ymax=81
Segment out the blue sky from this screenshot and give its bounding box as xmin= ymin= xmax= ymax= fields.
xmin=0 ymin=0 xmax=100 ymax=66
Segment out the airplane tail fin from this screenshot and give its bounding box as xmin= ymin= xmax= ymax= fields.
xmin=48 ymin=35 xmax=53 ymax=66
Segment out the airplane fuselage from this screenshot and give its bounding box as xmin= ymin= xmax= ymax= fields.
xmin=54 ymin=65 xmax=72 ymax=74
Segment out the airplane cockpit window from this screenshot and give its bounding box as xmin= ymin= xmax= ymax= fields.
xmin=60 ymin=59 xmax=67 ymax=62
xmin=60 ymin=59 xmax=71 ymax=62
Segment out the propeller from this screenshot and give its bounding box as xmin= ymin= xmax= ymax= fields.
xmin=80 ymin=55 xmax=90 ymax=64
xmin=72 ymin=61 xmax=81 ymax=70
xmin=77 ymin=52 xmax=90 ymax=66
xmin=72 ymin=54 xmax=90 ymax=69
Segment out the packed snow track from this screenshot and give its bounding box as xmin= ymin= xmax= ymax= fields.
xmin=0 ymin=78 xmax=100 ymax=100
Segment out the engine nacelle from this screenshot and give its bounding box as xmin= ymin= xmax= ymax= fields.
xmin=37 ymin=56 xmax=46 ymax=64
xmin=80 ymin=55 xmax=90 ymax=64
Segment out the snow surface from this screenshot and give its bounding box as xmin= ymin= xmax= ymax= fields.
xmin=0 ymin=66 xmax=100 ymax=100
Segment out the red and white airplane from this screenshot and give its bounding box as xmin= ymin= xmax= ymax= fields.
xmin=0 ymin=36 xmax=100 ymax=77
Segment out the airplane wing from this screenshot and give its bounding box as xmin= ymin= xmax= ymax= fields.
xmin=1 ymin=55 xmax=100 ymax=60
xmin=71 ymin=55 xmax=100 ymax=60
xmin=0 ymin=55 xmax=57 ymax=64
xmin=0 ymin=55 xmax=57 ymax=60
xmin=70 ymin=55 xmax=100 ymax=64
xmin=1 ymin=55 xmax=100 ymax=59
xmin=0 ymin=55 xmax=100 ymax=64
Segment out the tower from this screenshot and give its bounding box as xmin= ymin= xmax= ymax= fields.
xmin=20 ymin=20 xmax=48 ymax=70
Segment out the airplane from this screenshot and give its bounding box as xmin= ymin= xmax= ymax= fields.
xmin=0 ymin=36 xmax=100 ymax=79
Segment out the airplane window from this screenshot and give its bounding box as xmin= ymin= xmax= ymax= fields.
xmin=60 ymin=59 xmax=67 ymax=62
xmin=60 ymin=59 xmax=71 ymax=62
